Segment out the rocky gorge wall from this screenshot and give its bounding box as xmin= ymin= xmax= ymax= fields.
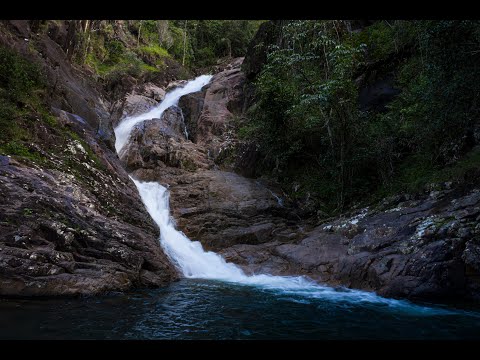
xmin=119 ymin=56 xmax=480 ymax=302
xmin=0 ymin=20 xmax=178 ymax=296
xmin=1 ymin=20 xmax=479 ymax=302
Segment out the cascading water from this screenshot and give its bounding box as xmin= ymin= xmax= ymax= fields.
xmin=2 ymin=75 xmax=479 ymax=342
xmin=114 ymin=75 xmax=472 ymax=316
xmin=131 ymin=178 xmax=460 ymax=314
xmin=114 ymin=75 xmax=212 ymax=154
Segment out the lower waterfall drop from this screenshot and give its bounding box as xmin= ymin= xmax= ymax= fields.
xmin=116 ymin=75 xmax=461 ymax=315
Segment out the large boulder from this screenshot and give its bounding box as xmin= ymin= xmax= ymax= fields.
xmin=166 ymin=79 xmax=188 ymax=91
xmin=0 ymin=113 xmax=178 ymax=296
xmin=130 ymin=168 xmax=301 ymax=251
xmin=120 ymin=107 xmax=212 ymax=173
xmin=110 ymin=83 xmax=167 ymax=128
xmin=242 ymin=21 xmax=289 ymax=80
xmin=178 ymin=57 xmax=245 ymax=163
xmin=159 ymin=105 xmax=187 ymax=139
xmin=220 ymin=187 xmax=480 ymax=301
xmin=178 ymin=91 xmax=205 ymax=142
xmin=176 ymin=58 xmax=248 ymax=145
xmin=196 ymin=57 xmax=245 ymax=143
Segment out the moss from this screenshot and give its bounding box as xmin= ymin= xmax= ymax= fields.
xmin=0 ymin=44 xmax=53 ymax=163
xmin=0 ymin=141 xmax=42 ymax=162
xmin=0 ymin=45 xmax=45 ymax=101
xmin=65 ymin=130 xmax=105 ymax=171
xmin=180 ymin=158 xmax=197 ymax=171
xmin=22 ymin=208 xmax=34 ymax=216
xmin=139 ymin=44 xmax=169 ymax=58
xmin=139 ymin=63 xmax=160 ymax=73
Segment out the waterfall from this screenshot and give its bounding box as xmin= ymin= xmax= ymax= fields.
xmin=114 ymin=75 xmax=454 ymax=313
xmin=114 ymin=75 xmax=212 ymax=154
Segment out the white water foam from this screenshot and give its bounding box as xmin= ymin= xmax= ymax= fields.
xmin=116 ymin=75 xmax=460 ymax=316
xmin=132 ymin=179 xmax=458 ymax=315
xmin=114 ymin=74 xmax=212 ymax=154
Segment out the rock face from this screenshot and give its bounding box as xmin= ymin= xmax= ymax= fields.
xmin=0 ymin=20 xmax=115 ymax=149
xmin=0 ymin=107 xmax=178 ymax=297
xmin=120 ymin=58 xmax=305 ymax=252
xmin=178 ymin=57 xmax=245 ymax=163
xmin=196 ymin=57 xmax=245 ymax=142
xmin=167 ymin=171 xmax=302 ymax=250
xmin=121 ymin=106 xmax=211 ymax=173
xmin=0 ymin=21 xmax=180 ymax=296
xmin=220 ymin=187 xmax=480 ymax=301
xmin=133 ymin=168 xmax=303 ymax=251
xmin=178 ymin=92 xmax=204 ymax=143
xmin=110 ymin=83 xmax=167 ymax=128
xmin=242 ymin=21 xmax=289 ymax=80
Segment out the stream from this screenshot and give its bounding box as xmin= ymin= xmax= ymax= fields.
xmin=1 ymin=75 xmax=479 ymax=340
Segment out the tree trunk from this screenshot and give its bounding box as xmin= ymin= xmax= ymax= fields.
xmin=83 ymin=20 xmax=93 ymax=64
xmin=137 ymin=20 xmax=143 ymax=48
xmin=182 ymin=20 xmax=188 ymax=66
xmin=64 ymin=20 xmax=80 ymax=61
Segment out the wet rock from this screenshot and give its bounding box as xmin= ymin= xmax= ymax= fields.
xmin=0 ymin=155 xmax=9 ymax=166
xmin=196 ymin=58 xmax=245 ymax=144
xmin=159 ymin=106 xmax=188 ymax=139
xmin=178 ymin=91 xmax=205 ymax=142
xmin=113 ymin=94 xmax=158 ymax=126
xmin=0 ymin=114 xmax=178 ymax=297
xmin=220 ymin=188 xmax=480 ymax=301
xmin=109 ymin=82 xmax=168 ymax=128
xmin=130 ymin=168 xmax=299 ymax=251
xmin=120 ymin=114 xmax=211 ymax=172
xmin=166 ymin=79 xmax=188 ymax=91
xmin=178 ymin=57 xmax=245 ymax=162
xmin=143 ymin=83 xmax=166 ymax=102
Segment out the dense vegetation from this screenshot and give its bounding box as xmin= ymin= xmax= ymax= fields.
xmin=242 ymin=20 xmax=480 ymax=213
xmin=40 ymin=20 xmax=262 ymax=86
xmin=0 ymin=19 xmax=261 ymax=160
xmin=0 ymin=45 xmax=50 ymax=160
xmin=175 ymin=20 xmax=264 ymax=67
xmin=3 ymin=19 xmax=479 ymax=217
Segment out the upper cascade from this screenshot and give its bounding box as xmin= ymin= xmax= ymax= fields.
xmin=114 ymin=75 xmax=213 ymax=154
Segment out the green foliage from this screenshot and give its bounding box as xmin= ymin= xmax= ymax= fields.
xmin=194 ymin=47 xmax=216 ymax=67
xmin=373 ymin=146 xmax=480 ymax=201
xmin=104 ymin=40 xmax=125 ymax=65
xmin=247 ymin=20 xmax=480 ymax=213
xmin=81 ymin=24 xmax=163 ymax=85
xmin=167 ymin=20 xmax=264 ymax=67
xmin=348 ymin=20 xmax=417 ymax=61
xmin=0 ymin=46 xmax=44 ymax=101
xmin=139 ymin=44 xmax=169 ymax=58
xmin=248 ymin=21 xmax=367 ymax=210
xmin=77 ymin=20 xmax=262 ymax=81
xmin=22 ymin=208 xmax=34 ymax=216
xmin=0 ymin=45 xmax=48 ymax=161
xmin=365 ymin=20 xmax=480 ymax=196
